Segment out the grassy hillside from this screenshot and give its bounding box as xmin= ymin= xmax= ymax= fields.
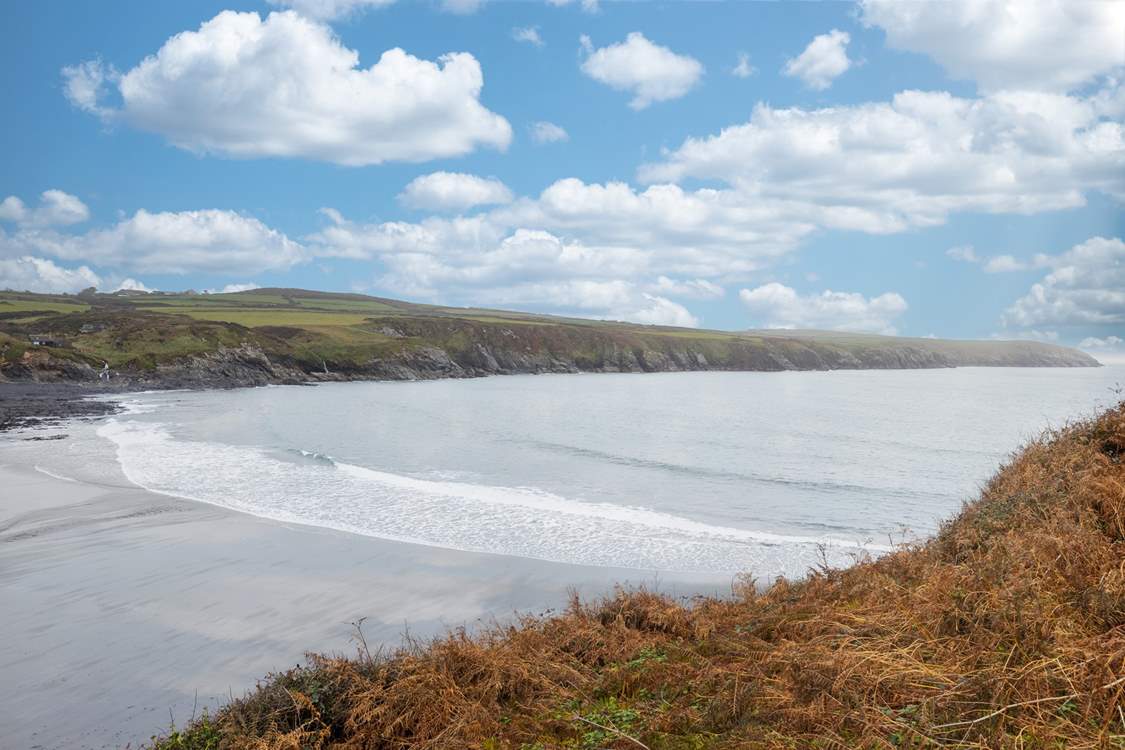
xmin=150 ymin=401 xmax=1125 ymax=749
xmin=0 ymin=288 xmax=1099 ymax=384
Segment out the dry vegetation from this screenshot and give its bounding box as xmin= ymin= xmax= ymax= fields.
xmin=152 ymin=402 xmax=1125 ymax=749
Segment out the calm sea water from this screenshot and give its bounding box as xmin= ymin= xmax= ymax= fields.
xmin=47 ymin=366 xmax=1124 ymax=579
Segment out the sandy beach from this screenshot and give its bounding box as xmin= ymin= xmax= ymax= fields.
xmin=0 ymin=453 xmax=727 ymax=749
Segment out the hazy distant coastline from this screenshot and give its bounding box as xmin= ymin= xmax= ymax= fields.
xmin=0 ymin=288 xmax=1100 ymax=398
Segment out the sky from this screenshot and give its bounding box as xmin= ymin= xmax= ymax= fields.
xmin=1 ymin=0 xmax=1123 ymax=358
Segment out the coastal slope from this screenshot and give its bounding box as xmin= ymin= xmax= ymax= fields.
xmin=150 ymin=401 xmax=1125 ymax=748
xmin=0 ymin=288 xmax=1098 ymax=388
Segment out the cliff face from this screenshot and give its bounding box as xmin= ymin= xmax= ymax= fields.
xmin=0 ymin=289 xmax=1100 ymax=388
xmin=81 ymin=322 xmax=1094 ymax=389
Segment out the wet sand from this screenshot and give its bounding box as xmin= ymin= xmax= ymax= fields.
xmin=0 ymin=460 xmax=729 ymax=749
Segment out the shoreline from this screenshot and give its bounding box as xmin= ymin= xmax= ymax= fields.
xmin=0 ymin=449 xmax=729 ymax=750
xmin=0 ymin=355 xmax=1108 ymax=434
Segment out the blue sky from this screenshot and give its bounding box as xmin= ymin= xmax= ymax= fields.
xmin=1 ymin=0 xmax=1122 ymax=356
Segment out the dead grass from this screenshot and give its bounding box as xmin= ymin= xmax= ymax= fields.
xmin=150 ymin=402 xmax=1125 ymax=749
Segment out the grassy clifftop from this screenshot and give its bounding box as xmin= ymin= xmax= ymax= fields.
xmin=0 ymin=288 xmax=1099 ymax=385
xmin=151 ymin=401 xmax=1125 ymax=749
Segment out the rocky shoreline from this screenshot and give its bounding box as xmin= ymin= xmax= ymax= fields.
xmin=0 ymin=382 xmax=125 ymax=432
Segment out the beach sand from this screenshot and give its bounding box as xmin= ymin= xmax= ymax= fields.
xmin=0 ymin=459 xmax=728 ymax=749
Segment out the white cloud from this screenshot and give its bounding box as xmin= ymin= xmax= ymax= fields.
xmin=0 ymin=190 xmax=90 ymax=228
xmin=114 ymin=278 xmax=154 ymax=293
xmin=649 ymin=276 xmax=724 ymax=300
xmin=398 ymin=172 xmax=513 ymax=212
xmin=732 ymin=53 xmax=756 ymax=79
xmin=1 ymin=209 xmax=305 ymax=275
xmin=860 ymin=0 xmax=1125 ymax=93
xmin=61 ymin=59 xmax=116 ymax=117
xmin=983 ymin=253 xmax=1052 ymax=273
xmin=441 ymin=0 xmax=483 ymax=15
xmin=0 ymin=256 xmax=100 ymax=293
xmin=216 ymin=283 xmax=259 ymax=294
xmin=530 ymin=121 xmax=569 ymax=144
xmin=267 ymin=0 xmax=395 ymax=20
xmin=1075 ymin=335 xmax=1120 ymax=364
xmin=739 ymin=282 xmax=908 ymax=334
xmin=1003 ymin=236 xmax=1125 ymax=328
xmin=485 ymin=280 xmax=697 ymax=327
xmin=990 ymin=329 xmax=1059 ymax=342
xmin=269 ymin=0 xmax=482 ymax=18
xmin=308 ymin=218 xmax=699 ymax=324
xmin=984 ymin=254 xmax=1024 ymax=273
xmin=579 ymin=32 xmax=704 ymax=109
xmin=64 ymin=11 xmax=511 ymax=166
xmin=1080 ymin=335 xmax=1124 ymax=350
xmin=309 ymin=177 xmax=854 ymax=310
xmin=946 ymin=244 xmax=1054 ymax=273
xmin=1079 ymin=335 xmax=1125 ymax=363
xmin=627 ymin=294 xmax=699 ymax=327
xmin=783 ymin=29 xmax=851 ymax=91
xmin=513 ymin=26 xmax=544 ymax=47
xmin=641 ymin=86 xmax=1125 ymax=231
xmin=307 ymin=178 xmax=793 ymax=323
xmin=547 ymin=0 xmax=599 ymax=14
xmin=946 ymin=244 xmax=979 ymax=263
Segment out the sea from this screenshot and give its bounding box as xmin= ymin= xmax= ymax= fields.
xmin=30 ymin=366 xmax=1125 ymax=579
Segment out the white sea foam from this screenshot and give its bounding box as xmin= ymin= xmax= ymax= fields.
xmin=96 ymin=419 xmax=889 ymax=575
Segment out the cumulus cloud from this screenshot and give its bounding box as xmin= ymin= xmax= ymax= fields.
xmin=114 ymin=278 xmax=154 ymax=293
xmin=398 ymin=172 xmax=514 ymax=212
xmin=209 ymin=282 xmax=262 ymax=294
xmin=860 ymin=0 xmax=1125 ymax=93
xmin=739 ymin=282 xmax=908 ymax=334
xmin=64 ymin=11 xmax=511 ymax=166
xmin=983 ymin=254 xmax=1051 ymax=273
xmin=946 ymin=244 xmax=1054 ymax=273
xmin=61 ymin=59 xmax=117 ymax=117
xmin=1079 ymin=335 xmax=1125 ymax=363
xmin=307 ymin=176 xmax=804 ymax=324
xmin=946 ymin=245 xmax=979 ymax=263
xmin=0 ymin=256 xmax=101 ymax=293
xmin=440 ymin=0 xmax=483 ymax=14
xmin=1080 ymin=335 xmax=1124 ymax=350
xmin=640 ymin=86 xmax=1125 ymax=232
xmin=732 ymin=53 xmax=756 ymax=79
xmin=309 ymin=176 xmax=880 ymax=323
xmin=308 ymin=217 xmax=698 ymax=324
xmin=1003 ymin=236 xmax=1125 ymax=328
xmin=990 ymin=329 xmax=1059 ymax=342
xmin=548 ymin=0 xmax=599 ymax=14
xmin=0 ymin=190 xmax=90 ymax=228
xmin=530 ymin=121 xmax=569 ymax=143
xmin=579 ymin=32 xmax=703 ymax=109
xmin=267 ymin=0 xmax=395 ymax=20
xmin=783 ymin=29 xmax=851 ymax=91
xmin=649 ymin=276 xmax=725 ymax=300
xmin=1 ymin=209 xmax=305 ymax=275
xmin=513 ymin=26 xmax=544 ymax=47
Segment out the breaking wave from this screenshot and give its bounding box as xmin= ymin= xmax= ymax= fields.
xmin=97 ymin=419 xmax=889 ymax=575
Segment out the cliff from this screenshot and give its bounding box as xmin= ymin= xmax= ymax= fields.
xmin=0 ymin=288 xmax=1099 ymax=388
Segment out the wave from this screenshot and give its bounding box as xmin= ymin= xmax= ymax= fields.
xmin=513 ymin=437 xmax=948 ymax=500
xmin=96 ymin=420 xmax=890 ymax=575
